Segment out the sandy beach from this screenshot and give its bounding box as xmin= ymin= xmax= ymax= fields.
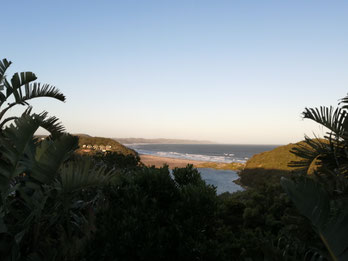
xmin=140 ymin=154 xmax=245 ymax=170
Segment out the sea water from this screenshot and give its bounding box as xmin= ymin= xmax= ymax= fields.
xmin=127 ymin=144 xmax=278 ymax=164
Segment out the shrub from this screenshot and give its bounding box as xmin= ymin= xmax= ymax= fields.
xmin=82 ymin=165 xmax=220 ymax=261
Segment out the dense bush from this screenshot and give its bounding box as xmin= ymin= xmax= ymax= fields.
xmin=91 ymin=151 xmax=141 ymax=171
xmin=82 ymin=165 xmax=220 ymax=261
xmin=80 ymin=163 xmax=326 ymax=261
xmin=281 ymin=94 xmax=348 ymax=260
xmin=216 ymin=184 xmax=326 ymax=260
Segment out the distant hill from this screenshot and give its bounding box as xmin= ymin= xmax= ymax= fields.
xmin=73 ymin=133 xmax=92 ymax=138
xmin=114 ymin=138 xmax=215 ymax=144
xmin=237 ymin=141 xmax=313 ymax=188
xmin=76 ymin=135 xmax=137 ymax=155
xmin=36 ymin=134 xmax=137 ymax=155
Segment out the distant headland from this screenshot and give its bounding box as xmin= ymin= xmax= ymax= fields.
xmin=113 ymin=138 xmax=216 ymax=144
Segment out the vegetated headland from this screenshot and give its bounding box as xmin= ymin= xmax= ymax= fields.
xmin=36 ymin=134 xmax=137 ymax=156
xmin=236 ymin=141 xmax=309 ymax=187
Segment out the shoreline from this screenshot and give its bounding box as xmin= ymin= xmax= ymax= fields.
xmin=140 ymin=154 xmax=245 ymax=171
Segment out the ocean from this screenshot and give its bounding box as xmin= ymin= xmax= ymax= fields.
xmin=127 ymin=144 xmax=279 ymax=164
xmin=127 ymin=144 xmax=279 ymax=194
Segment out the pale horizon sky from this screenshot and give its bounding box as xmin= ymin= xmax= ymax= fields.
xmin=2 ymin=1 xmax=348 ymax=144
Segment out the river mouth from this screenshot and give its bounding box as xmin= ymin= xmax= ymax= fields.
xmin=197 ymin=168 xmax=244 ymax=194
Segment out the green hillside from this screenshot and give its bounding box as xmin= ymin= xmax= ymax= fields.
xmin=237 ymin=142 xmax=308 ymax=187
xmin=76 ymin=135 xmax=137 ymax=155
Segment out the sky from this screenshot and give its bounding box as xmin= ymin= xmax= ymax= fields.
xmin=2 ymin=0 xmax=348 ymax=144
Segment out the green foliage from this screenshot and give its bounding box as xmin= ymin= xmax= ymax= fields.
xmin=281 ymin=177 xmax=348 ymax=261
xmin=289 ymin=96 xmax=348 ymax=192
xmin=91 ymin=151 xmax=141 ymax=171
xmin=0 ymin=58 xmax=65 ymax=128
xmin=0 ymin=113 xmax=116 ymax=260
xmin=282 ymin=93 xmax=348 ymax=261
xmin=0 ymin=61 xmax=120 ymax=259
xmin=172 ymin=164 xmax=203 ymax=186
xmin=82 ymin=165 xmax=220 ymax=261
xmin=216 ymin=183 xmax=326 ymax=260
xmin=79 ymin=162 xmax=325 ymax=261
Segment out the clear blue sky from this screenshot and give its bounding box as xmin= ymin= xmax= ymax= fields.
xmin=3 ymin=0 xmax=348 ymax=144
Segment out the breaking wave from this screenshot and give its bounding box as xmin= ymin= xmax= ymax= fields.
xmin=132 ymin=149 xmax=247 ymax=163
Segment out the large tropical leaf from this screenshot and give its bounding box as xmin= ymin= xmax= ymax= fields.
xmin=9 ymin=72 xmax=37 ymax=103
xmin=339 ymin=94 xmax=348 ymax=110
xmin=23 ymin=82 xmax=65 ymax=102
xmin=0 ymin=59 xmax=66 ymax=127
xmin=0 ymin=82 xmax=65 ymax=123
xmin=289 ymin=136 xmax=331 ymax=172
xmin=30 ymin=134 xmax=78 ymax=185
xmin=23 ymin=108 xmax=65 ymax=138
xmin=0 ymin=112 xmax=68 ymax=190
xmin=0 ymin=59 xmax=11 ymax=95
xmin=0 ymin=114 xmax=39 ymax=185
xmin=0 ymin=59 xmax=11 ymax=80
xmin=303 ymin=106 xmax=347 ymax=140
xmin=58 ymin=158 xmax=115 ymax=194
xmin=281 ymin=177 xmax=348 ymax=261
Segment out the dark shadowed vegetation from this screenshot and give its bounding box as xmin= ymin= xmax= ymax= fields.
xmin=1 ymin=58 xmax=346 ymax=260
xmin=281 ymin=95 xmax=348 ymax=260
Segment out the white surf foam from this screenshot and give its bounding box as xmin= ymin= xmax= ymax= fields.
xmin=134 ymin=149 xmax=247 ymax=163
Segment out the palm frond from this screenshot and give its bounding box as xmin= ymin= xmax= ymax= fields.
xmin=0 ymin=116 xmax=18 ymax=129
xmin=32 ymin=110 xmax=65 ymax=138
xmin=9 ymin=72 xmax=37 ymax=102
xmin=303 ymin=106 xmax=347 ymax=139
xmin=339 ymin=94 xmax=348 ymax=110
xmin=289 ymin=136 xmax=330 ymax=173
xmin=0 ymin=58 xmax=11 ymax=84
xmin=23 ymin=82 xmax=65 ymax=102
xmin=19 ymin=108 xmax=65 ymax=138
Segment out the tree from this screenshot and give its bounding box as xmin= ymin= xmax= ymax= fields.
xmin=288 ymin=96 xmax=348 ymax=193
xmin=0 ymin=58 xmax=116 ymax=260
xmin=282 ymin=93 xmax=348 ymax=261
xmin=0 ymin=58 xmax=65 ymax=128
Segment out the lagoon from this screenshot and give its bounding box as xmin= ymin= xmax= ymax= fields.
xmin=197 ymin=168 xmax=244 ymax=194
